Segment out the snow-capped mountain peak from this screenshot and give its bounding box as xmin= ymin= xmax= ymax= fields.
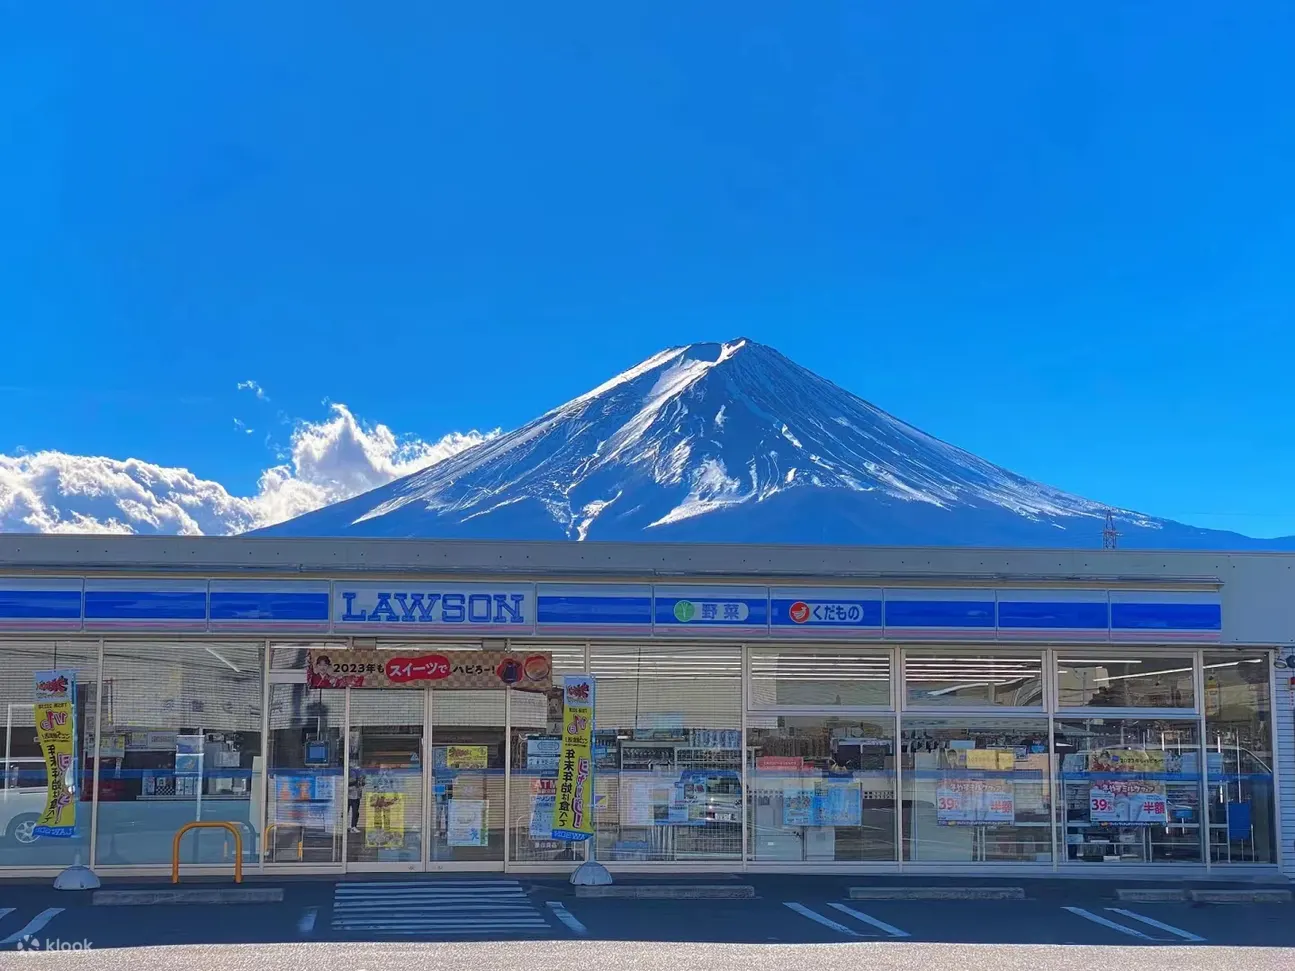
xmin=257 ymin=338 xmax=1278 ymax=549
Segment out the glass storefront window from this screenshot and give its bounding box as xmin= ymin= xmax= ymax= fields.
xmin=1057 ymin=655 xmax=1195 ymax=708
xmin=904 ymin=653 xmax=1043 ymax=707
xmin=901 ymin=718 xmax=1051 ymax=862
xmin=1055 ymin=717 xmax=1202 ymax=863
xmin=590 ymin=644 xmax=742 ymax=862
xmin=266 ymin=684 xmax=345 ymax=863
xmin=749 ymin=650 xmax=890 ymax=708
xmin=748 ymin=715 xmax=896 ymax=862
xmin=0 ymin=641 xmax=98 ymax=868
xmin=509 ymin=645 xmax=586 ymax=864
xmin=1203 ymin=652 xmax=1275 ymax=863
xmin=95 ymin=641 xmax=263 ymax=866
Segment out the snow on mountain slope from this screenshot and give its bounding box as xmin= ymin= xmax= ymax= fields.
xmin=257 ymin=339 xmax=1291 ymax=549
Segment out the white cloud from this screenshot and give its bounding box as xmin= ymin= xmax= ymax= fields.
xmin=0 ymin=404 xmax=499 ymax=536
xmin=236 ymin=380 xmax=268 ymax=400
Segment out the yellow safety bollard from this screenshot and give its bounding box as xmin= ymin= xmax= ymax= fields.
xmin=171 ymin=821 xmax=243 ymax=884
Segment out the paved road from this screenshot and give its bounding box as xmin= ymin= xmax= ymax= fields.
xmin=0 ymin=875 xmax=1292 ymax=962
xmin=0 ymin=941 xmax=1289 ymax=971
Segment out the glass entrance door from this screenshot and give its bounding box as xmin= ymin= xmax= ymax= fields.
xmin=346 ymin=690 xmax=426 ymax=869
xmin=341 ymin=687 xmax=509 ymax=871
xmin=428 ymin=689 xmax=507 ymax=867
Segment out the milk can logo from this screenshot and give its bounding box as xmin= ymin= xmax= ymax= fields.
xmin=14 ymin=935 xmax=93 ymax=954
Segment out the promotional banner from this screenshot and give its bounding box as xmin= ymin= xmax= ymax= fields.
xmin=306 ymin=648 xmax=551 ymax=692
xmin=33 ymin=669 xmax=77 ymax=838
xmin=551 ymin=675 xmax=595 ymax=841
xmin=1089 ymin=779 xmax=1168 ymax=825
xmin=936 ymin=778 xmax=1015 ymax=825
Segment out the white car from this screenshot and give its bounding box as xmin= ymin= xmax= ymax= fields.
xmin=0 ymin=758 xmax=50 ymax=845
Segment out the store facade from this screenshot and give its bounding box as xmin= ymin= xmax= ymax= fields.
xmin=0 ymin=537 xmax=1290 ymax=877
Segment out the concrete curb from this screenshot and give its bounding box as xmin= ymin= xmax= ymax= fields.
xmin=1116 ymin=888 xmax=1187 ymax=902
xmin=849 ymin=886 xmax=1025 ymax=901
xmin=1188 ymin=889 xmax=1292 ymax=904
xmin=93 ymin=887 xmax=285 ymax=906
xmin=575 ymin=885 xmax=755 ymax=899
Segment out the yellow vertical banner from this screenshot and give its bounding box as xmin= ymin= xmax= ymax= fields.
xmin=33 ymin=669 xmax=77 ymax=838
xmin=551 ymin=674 xmax=595 ymax=841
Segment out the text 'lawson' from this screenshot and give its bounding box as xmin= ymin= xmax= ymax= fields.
xmin=338 ymin=590 xmax=529 ymax=625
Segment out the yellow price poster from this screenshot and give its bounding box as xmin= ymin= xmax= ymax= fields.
xmin=551 ymin=675 xmax=595 ymax=841
xmin=444 ymin=745 xmax=488 ymax=770
xmin=364 ymin=791 xmax=406 ymax=848
xmin=33 ymin=670 xmax=77 ymax=838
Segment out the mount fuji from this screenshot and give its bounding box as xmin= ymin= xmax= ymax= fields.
xmin=256 ymin=339 xmax=1292 ymax=550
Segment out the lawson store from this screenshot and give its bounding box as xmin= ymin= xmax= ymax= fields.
xmin=0 ymin=534 xmax=1291 ymax=879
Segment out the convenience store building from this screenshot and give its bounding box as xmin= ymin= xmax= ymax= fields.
xmin=0 ymin=534 xmax=1291 ymax=879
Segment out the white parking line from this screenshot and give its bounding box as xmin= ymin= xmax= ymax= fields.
xmin=784 ymin=902 xmax=863 ymax=937
xmin=827 ymin=902 xmax=910 ymax=938
xmin=1106 ymin=908 xmax=1206 ymax=942
xmin=0 ymin=908 xmax=65 ymax=946
xmin=546 ymin=901 xmax=588 ymax=937
xmin=1063 ymin=906 xmax=1154 ymax=940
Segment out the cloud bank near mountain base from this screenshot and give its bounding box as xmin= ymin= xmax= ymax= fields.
xmin=0 ymin=404 xmax=498 ymax=536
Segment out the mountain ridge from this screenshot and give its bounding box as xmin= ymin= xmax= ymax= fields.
xmin=256 ymin=338 xmax=1295 ymax=550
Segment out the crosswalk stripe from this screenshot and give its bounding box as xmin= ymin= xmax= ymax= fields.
xmin=330 ymin=879 xmax=551 ymax=938
xmin=333 ymin=925 xmax=551 ymax=934
xmin=338 ymin=880 xmax=521 ymax=888
xmin=0 ymin=908 xmax=65 ymax=946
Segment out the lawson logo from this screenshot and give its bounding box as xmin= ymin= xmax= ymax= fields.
xmin=338 ymin=589 xmax=529 ymax=626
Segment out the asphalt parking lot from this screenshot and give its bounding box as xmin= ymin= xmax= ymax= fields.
xmin=2 ymin=873 xmax=1292 ymax=953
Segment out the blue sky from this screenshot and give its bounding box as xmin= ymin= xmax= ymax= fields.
xmin=3 ymin=3 xmax=1294 ymax=536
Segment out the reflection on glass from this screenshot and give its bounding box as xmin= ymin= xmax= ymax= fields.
xmin=271 ymin=642 xmax=344 ymax=671
xmin=749 ymin=651 xmax=890 ymax=708
xmin=430 ymin=689 xmax=505 ymax=863
xmin=1056 ymin=655 xmax=1195 ymax=708
xmin=1203 ymin=653 xmax=1275 ymax=863
xmin=1055 ymin=718 xmax=1201 ymax=863
xmin=346 ymin=691 xmax=423 ymax=865
xmin=509 ymin=646 xmax=585 ymax=864
xmin=266 ymin=684 xmax=344 ymax=863
xmin=748 ymin=716 xmax=896 ymax=862
xmin=904 ymin=654 xmax=1043 ymax=707
xmin=901 ymin=718 xmax=1051 ymax=862
xmin=0 ymin=641 xmax=98 ymax=868
xmin=590 ymin=645 xmax=742 ymax=862
xmin=95 ymin=642 xmax=262 ymax=866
